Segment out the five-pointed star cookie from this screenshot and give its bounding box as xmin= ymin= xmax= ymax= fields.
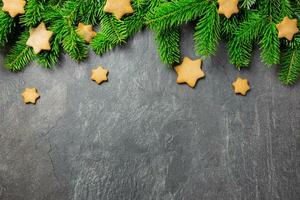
xmin=77 ymin=23 xmax=97 ymax=43
xmin=91 ymin=66 xmax=109 ymax=84
xmin=218 ymin=0 xmax=239 ymax=19
xmin=276 ymin=17 xmax=299 ymax=41
xmin=175 ymin=57 xmax=205 ymax=88
xmin=232 ymin=77 xmax=250 ymax=96
xmin=103 ymin=0 xmax=134 ymax=20
xmin=21 ymin=88 xmax=40 ymax=104
xmin=26 ymin=22 xmax=53 ymax=54
xmin=2 ymin=0 xmax=26 ymax=17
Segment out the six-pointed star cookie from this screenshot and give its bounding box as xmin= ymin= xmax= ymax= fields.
xmin=175 ymin=57 xmax=205 ymax=88
xmin=218 ymin=0 xmax=239 ymax=18
xmin=91 ymin=66 xmax=109 ymax=84
xmin=77 ymin=23 xmax=97 ymax=43
xmin=21 ymin=88 xmax=40 ymax=104
xmin=2 ymin=0 xmax=26 ymax=17
xmin=276 ymin=17 xmax=299 ymax=41
xmin=232 ymin=77 xmax=250 ymax=96
xmin=26 ymin=22 xmax=53 ymax=54
xmin=103 ymin=0 xmax=134 ymax=20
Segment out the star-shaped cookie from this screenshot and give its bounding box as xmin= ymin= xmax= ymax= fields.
xmin=232 ymin=77 xmax=250 ymax=96
xmin=26 ymin=22 xmax=53 ymax=54
xmin=175 ymin=57 xmax=205 ymax=88
xmin=276 ymin=17 xmax=299 ymax=41
xmin=218 ymin=0 xmax=239 ymax=19
xmin=21 ymin=88 xmax=40 ymax=104
xmin=103 ymin=0 xmax=134 ymax=20
xmin=77 ymin=23 xmax=97 ymax=43
xmin=2 ymin=0 xmax=26 ymax=17
xmin=91 ymin=66 xmax=109 ymax=84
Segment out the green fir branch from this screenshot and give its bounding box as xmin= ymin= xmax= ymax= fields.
xmin=0 ymin=11 xmax=15 ymax=47
xmin=91 ymin=15 xmax=127 ymax=55
xmin=259 ymin=22 xmax=280 ymax=65
xmin=279 ymin=47 xmax=300 ymax=85
xmin=146 ymin=0 xmax=209 ymax=30
xmin=36 ymin=34 xmax=60 ymax=68
xmin=20 ymin=0 xmax=46 ymax=27
xmin=155 ymin=27 xmax=181 ymax=64
xmin=5 ymin=31 xmax=35 ymax=71
xmin=194 ymin=2 xmax=220 ymax=56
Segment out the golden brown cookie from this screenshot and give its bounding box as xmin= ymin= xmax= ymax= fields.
xmin=77 ymin=23 xmax=97 ymax=43
xmin=2 ymin=0 xmax=26 ymax=18
xmin=91 ymin=66 xmax=109 ymax=84
xmin=26 ymin=22 xmax=53 ymax=54
xmin=232 ymin=77 xmax=250 ymax=96
xmin=21 ymin=88 xmax=40 ymax=104
xmin=175 ymin=57 xmax=205 ymax=88
xmin=103 ymin=0 xmax=134 ymax=20
xmin=276 ymin=17 xmax=299 ymax=41
xmin=218 ymin=0 xmax=239 ymax=19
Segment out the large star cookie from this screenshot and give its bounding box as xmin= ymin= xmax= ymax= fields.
xmin=26 ymin=22 xmax=53 ymax=54
xmin=21 ymin=88 xmax=40 ymax=104
xmin=77 ymin=23 xmax=97 ymax=43
xmin=103 ymin=0 xmax=134 ymax=20
xmin=276 ymin=17 xmax=299 ymax=41
xmin=232 ymin=77 xmax=250 ymax=96
xmin=2 ymin=0 xmax=26 ymax=17
xmin=218 ymin=0 xmax=239 ymax=19
xmin=175 ymin=57 xmax=205 ymax=88
xmin=91 ymin=66 xmax=109 ymax=84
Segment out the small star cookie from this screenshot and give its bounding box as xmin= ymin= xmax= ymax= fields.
xmin=77 ymin=23 xmax=97 ymax=43
xmin=21 ymin=88 xmax=40 ymax=104
xmin=103 ymin=0 xmax=134 ymax=20
xmin=276 ymin=17 xmax=299 ymax=41
xmin=218 ymin=0 xmax=239 ymax=19
xmin=232 ymin=77 xmax=250 ymax=96
xmin=2 ymin=0 xmax=26 ymax=18
xmin=91 ymin=66 xmax=109 ymax=84
xmin=175 ymin=57 xmax=205 ymax=88
xmin=26 ymin=22 xmax=53 ymax=54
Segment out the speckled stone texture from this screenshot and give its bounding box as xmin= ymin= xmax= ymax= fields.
xmin=0 ymin=25 xmax=300 ymax=200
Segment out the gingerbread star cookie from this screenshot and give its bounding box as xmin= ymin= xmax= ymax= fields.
xmin=91 ymin=66 xmax=109 ymax=84
xmin=218 ymin=0 xmax=239 ymax=19
xmin=232 ymin=77 xmax=250 ymax=96
xmin=103 ymin=0 xmax=134 ymax=20
xmin=2 ymin=0 xmax=26 ymax=17
xmin=175 ymin=57 xmax=205 ymax=88
xmin=26 ymin=22 xmax=53 ymax=54
xmin=21 ymin=88 xmax=40 ymax=104
xmin=77 ymin=23 xmax=97 ymax=43
xmin=276 ymin=17 xmax=299 ymax=41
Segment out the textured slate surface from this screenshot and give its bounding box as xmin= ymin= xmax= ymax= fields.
xmin=0 ymin=25 xmax=300 ymax=200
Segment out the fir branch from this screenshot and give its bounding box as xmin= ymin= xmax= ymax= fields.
xmin=36 ymin=34 xmax=60 ymax=68
xmin=259 ymin=22 xmax=280 ymax=65
xmin=234 ymin=11 xmax=264 ymax=42
xmin=20 ymin=0 xmax=46 ymax=27
xmin=155 ymin=27 xmax=181 ymax=64
xmin=194 ymin=2 xmax=220 ymax=56
xmin=46 ymin=1 xmax=88 ymax=61
xmin=221 ymin=16 xmax=239 ymax=38
xmin=0 ymin=11 xmax=15 ymax=47
xmin=240 ymin=0 xmax=257 ymax=9
xmin=5 ymin=32 xmax=35 ymax=71
xmin=77 ymin=0 xmax=105 ymax=24
xmin=228 ymin=38 xmax=253 ymax=68
xmin=279 ymin=47 xmax=300 ymax=85
xmin=91 ymin=15 xmax=127 ymax=55
xmin=146 ymin=0 xmax=209 ymax=30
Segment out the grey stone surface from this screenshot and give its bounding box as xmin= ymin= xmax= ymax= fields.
xmin=0 ymin=25 xmax=300 ymax=200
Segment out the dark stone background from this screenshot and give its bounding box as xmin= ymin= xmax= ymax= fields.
xmin=0 ymin=25 xmax=299 ymax=200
